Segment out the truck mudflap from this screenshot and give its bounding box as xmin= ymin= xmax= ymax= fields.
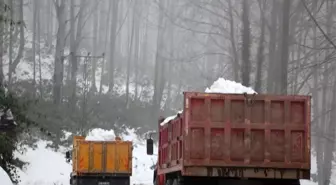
xmin=70 ymin=175 xmax=130 ymax=185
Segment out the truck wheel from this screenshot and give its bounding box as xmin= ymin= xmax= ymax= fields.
xmin=166 ymin=179 xmax=173 ymax=185
xmin=172 ymin=178 xmax=185 ymax=185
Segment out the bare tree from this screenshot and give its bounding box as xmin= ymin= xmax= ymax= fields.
xmin=152 ymin=0 xmax=168 ymax=116
xmin=126 ymin=0 xmax=135 ymax=108
xmin=7 ymin=0 xmax=25 ymax=87
xmin=108 ymin=0 xmax=119 ymax=93
xmin=278 ymin=0 xmax=291 ymax=95
xmin=53 ymin=0 xmax=66 ymax=105
xmin=32 ymin=0 xmax=37 ymax=93
xmin=0 ymin=0 xmax=4 ymax=84
xmin=266 ymin=1 xmax=279 ymax=93
xmin=90 ymin=0 xmax=99 ymax=93
xmin=241 ymin=0 xmax=251 ymax=87
xmin=254 ymin=0 xmax=266 ymax=92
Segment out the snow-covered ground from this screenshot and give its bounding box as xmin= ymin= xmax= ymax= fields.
xmin=1 ymin=166 xmax=13 ymax=185
xmin=9 ymin=128 xmax=157 ymax=185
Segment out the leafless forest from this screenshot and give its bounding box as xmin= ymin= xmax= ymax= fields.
xmin=0 ymin=0 xmax=336 ymax=184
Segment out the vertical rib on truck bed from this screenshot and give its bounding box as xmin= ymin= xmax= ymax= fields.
xmin=158 ymin=92 xmax=311 ymax=179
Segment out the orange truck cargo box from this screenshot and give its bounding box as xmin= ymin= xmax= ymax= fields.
xmin=72 ymin=136 xmax=132 ymax=175
xmin=157 ymin=92 xmax=311 ymax=180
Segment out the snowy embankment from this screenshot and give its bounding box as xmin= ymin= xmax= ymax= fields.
xmin=1 ymin=166 xmax=13 ymax=185
xmin=0 ymin=77 xmax=331 ymax=185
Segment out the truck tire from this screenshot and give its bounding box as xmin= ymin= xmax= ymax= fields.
xmin=171 ymin=176 xmax=185 ymax=185
xmin=166 ymin=179 xmax=173 ymax=185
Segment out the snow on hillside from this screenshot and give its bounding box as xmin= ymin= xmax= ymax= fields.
xmin=13 ymin=127 xmax=157 ymax=185
xmin=14 ymin=140 xmax=72 ymax=185
xmin=0 ymin=166 xmax=13 ymax=185
xmin=2 ymin=31 xmax=153 ymax=101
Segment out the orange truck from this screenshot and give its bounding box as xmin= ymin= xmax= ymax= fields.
xmin=66 ymin=136 xmax=133 ymax=185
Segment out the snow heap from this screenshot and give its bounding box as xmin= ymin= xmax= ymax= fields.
xmin=85 ymin=128 xmax=116 ymax=141
xmin=14 ymin=140 xmax=72 ymax=185
xmin=160 ymin=78 xmax=256 ymax=126
xmin=0 ymin=166 xmax=13 ymax=185
xmin=205 ymin=78 xmax=256 ymax=94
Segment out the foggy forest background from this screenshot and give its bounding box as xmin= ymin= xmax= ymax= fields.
xmin=0 ymin=0 xmax=335 ymax=184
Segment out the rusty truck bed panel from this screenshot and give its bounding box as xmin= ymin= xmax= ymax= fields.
xmin=157 ymin=92 xmax=311 ymax=179
xmin=72 ymin=137 xmax=132 ymax=175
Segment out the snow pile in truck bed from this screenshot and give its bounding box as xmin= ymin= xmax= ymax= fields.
xmin=205 ymin=78 xmax=256 ymax=94
xmin=85 ymin=128 xmax=116 ymax=141
xmin=160 ymin=78 xmax=256 ymax=126
xmin=0 ymin=166 xmax=13 ymax=185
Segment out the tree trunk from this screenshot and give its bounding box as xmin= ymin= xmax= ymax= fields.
xmin=141 ymin=1 xmax=149 ymax=76
xmin=9 ymin=0 xmax=24 ymax=86
xmin=70 ymin=0 xmax=86 ymax=108
xmin=152 ymin=0 xmax=167 ymax=118
xmin=254 ymin=0 xmax=265 ymax=92
xmin=90 ymin=0 xmax=99 ymax=93
xmin=241 ymin=0 xmax=251 ymax=87
xmin=228 ymin=0 xmax=239 ymax=81
xmin=32 ymin=0 xmax=37 ymax=89
xmin=266 ymin=1 xmax=278 ymax=93
xmin=47 ymin=0 xmax=53 ymax=53
xmin=126 ymin=4 xmax=135 ymax=108
xmin=68 ymin=0 xmax=76 ymax=103
xmin=279 ymin=0 xmax=290 ymax=95
xmin=0 ymin=0 xmax=4 ymax=85
xmin=321 ymin=2 xmax=334 ymax=184
xmin=99 ymin=1 xmax=112 ymax=95
xmin=133 ymin=0 xmax=141 ymax=101
xmin=37 ymin=1 xmax=42 ymax=98
xmin=311 ymin=0 xmax=321 ymax=183
xmin=7 ymin=0 xmax=13 ymax=86
xmin=108 ymin=0 xmax=119 ymax=93
xmin=53 ymin=0 xmax=66 ymax=105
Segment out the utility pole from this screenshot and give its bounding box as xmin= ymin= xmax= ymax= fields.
xmin=72 ymin=52 xmax=104 ymax=135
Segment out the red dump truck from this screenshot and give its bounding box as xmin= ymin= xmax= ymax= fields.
xmin=146 ymin=92 xmax=311 ymax=185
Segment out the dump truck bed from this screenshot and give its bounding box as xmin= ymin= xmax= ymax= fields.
xmin=157 ymin=92 xmax=311 ymax=179
xmin=72 ymin=136 xmax=132 ymax=176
